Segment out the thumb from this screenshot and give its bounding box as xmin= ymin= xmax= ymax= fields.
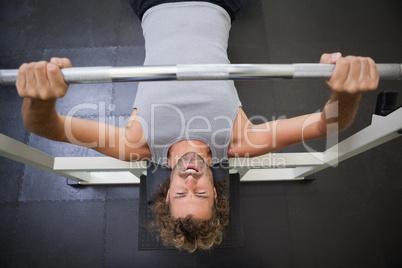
xmin=320 ymin=52 xmax=342 ymax=64
xmin=50 ymin=57 xmax=72 ymax=68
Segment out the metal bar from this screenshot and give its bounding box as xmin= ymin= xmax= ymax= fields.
xmin=293 ymin=106 xmax=402 ymax=178
xmin=240 ymin=169 xmax=304 ymax=181
xmin=78 ymin=172 xmax=140 ymax=185
xmin=1 ymin=108 xmax=401 ymax=184
xmin=53 ymin=157 xmax=147 ymax=172
xmin=229 ymin=152 xmax=325 ymax=169
xmin=1 ymin=63 xmax=401 ymax=86
xmin=0 ymin=133 xmax=90 ymax=182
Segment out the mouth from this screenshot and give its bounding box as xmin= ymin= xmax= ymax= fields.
xmin=184 ymin=165 xmax=198 ymax=173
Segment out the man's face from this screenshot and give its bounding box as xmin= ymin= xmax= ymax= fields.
xmin=167 ymin=152 xmax=217 ymax=220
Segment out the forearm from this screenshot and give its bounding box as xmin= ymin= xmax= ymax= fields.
xmin=22 ymin=98 xmax=66 ymax=141
xmin=319 ymin=92 xmax=362 ymax=135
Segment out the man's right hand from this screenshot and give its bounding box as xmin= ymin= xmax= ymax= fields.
xmin=16 ymin=57 xmax=72 ymax=100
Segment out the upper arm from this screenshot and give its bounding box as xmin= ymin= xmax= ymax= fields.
xmin=229 ymin=109 xmax=325 ymax=157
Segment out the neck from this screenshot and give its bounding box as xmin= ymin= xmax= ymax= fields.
xmin=167 ymin=140 xmax=212 ymax=168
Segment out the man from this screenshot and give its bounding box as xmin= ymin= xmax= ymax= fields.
xmin=16 ymin=0 xmax=379 ymax=252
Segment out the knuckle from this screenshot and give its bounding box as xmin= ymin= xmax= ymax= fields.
xmin=27 ymin=62 xmax=37 ymax=69
xmin=367 ymin=57 xmax=376 ymax=65
xmin=350 ymin=57 xmax=360 ymax=65
xmin=27 ymin=88 xmax=39 ymax=99
xmin=344 ymin=81 xmax=357 ymax=92
xmin=357 ymin=81 xmax=368 ymax=91
xmin=360 ymin=57 xmax=369 ymax=65
xmin=338 ymin=58 xmax=349 ymax=67
xmin=19 ymin=63 xmax=28 ymax=72
xmin=47 ymin=63 xmax=59 ymax=74
xmin=55 ymin=90 xmax=66 ymax=98
xmin=330 ymin=82 xmax=342 ymax=92
xmin=39 ymin=90 xmax=50 ymax=100
xmin=17 ymin=88 xmax=26 ymax=97
xmin=34 ymin=61 xmax=46 ymax=72
xmin=368 ymin=80 xmax=379 ymax=90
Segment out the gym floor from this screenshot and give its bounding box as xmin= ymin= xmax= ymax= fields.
xmin=1 ymin=0 xmax=402 ymax=267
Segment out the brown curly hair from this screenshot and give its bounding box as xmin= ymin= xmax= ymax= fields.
xmin=150 ymin=178 xmax=229 ymax=253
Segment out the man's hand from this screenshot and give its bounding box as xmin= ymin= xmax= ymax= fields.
xmin=318 ymin=53 xmax=380 ymax=134
xmin=16 ymin=57 xmax=72 ymax=141
xmin=16 ymin=57 xmax=72 ymax=100
xmin=320 ymin=52 xmax=379 ymax=95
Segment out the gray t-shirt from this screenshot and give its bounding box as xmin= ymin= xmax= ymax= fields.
xmin=134 ymin=2 xmax=241 ymax=165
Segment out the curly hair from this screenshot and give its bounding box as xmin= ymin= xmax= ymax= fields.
xmin=149 ymin=178 xmax=229 ymax=253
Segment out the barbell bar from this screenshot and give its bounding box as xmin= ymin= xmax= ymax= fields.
xmin=0 ymin=63 xmax=401 ymax=86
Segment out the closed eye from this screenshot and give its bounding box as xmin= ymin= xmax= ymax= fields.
xmin=173 ymin=192 xmax=186 ymax=199
xmin=173 ymin=193 xmax=209 ymax=199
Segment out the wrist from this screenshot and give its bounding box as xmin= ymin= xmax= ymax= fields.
xmin=26 ymin=98 xmax=57 ymax=109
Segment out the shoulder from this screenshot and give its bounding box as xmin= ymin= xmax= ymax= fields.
xmin=123 ymin=109 xmax=152 ymax=161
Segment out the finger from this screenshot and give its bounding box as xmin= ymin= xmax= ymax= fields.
xmin=33 ymin=61 xmax=51 ymax=96
xmin=354 ymin=58 xmax=371 ymax=92
xmin=320 ymin=52 xmax=342 ymax=64
xmin=47 ymin=63 xmax=68 ymax=98
xmin=343 ymin=57 xmax=361 ymax=93
xmin=368 ymin=57 xmax=379 ymax=90
xmin=50 ymin=57 xmax=62 ymax=67
xmin=359 ymin=58 xmax=370 ymax=78
xmin=51 ymin=57 xmax=72 ymax=68
xmin=60 ymin=58 xmax=72 ymax=68
xmin=328 ymin=57 xmax=349 ymax=91
xmin=320 ymin=53 xmax=332 ymax=64
xmin=25 ymin=63 xmax=39 ymax=98
xmin=16 ymin=63 xmax=28 ymax=96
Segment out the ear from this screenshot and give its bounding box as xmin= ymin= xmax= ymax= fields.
xmin=214 ymin=187 xmax=217 ymax=203
xmin=165 ymin=189 xmax=170 ymax=204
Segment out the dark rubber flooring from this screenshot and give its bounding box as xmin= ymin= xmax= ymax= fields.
xmin=1 ymin=0 xmax=402 ymax=267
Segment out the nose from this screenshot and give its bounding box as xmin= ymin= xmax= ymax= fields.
xmin=185 ymin=175 xmax=197 ymax=190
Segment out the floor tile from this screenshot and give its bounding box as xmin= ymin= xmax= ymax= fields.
xmin=287 ymin=192 xmax=385 ymax=267
xmin=12 ymin=201 xmax=105 ymax=268
xmin=20 ymin=166 xmax=107 ymax=202
xmin=261 ymin=0 xmax=338 ymax=44
xmin=1 ymin=0 xmax=402 ymax=266
xmin=238 ymin=193 xmax=293 ymax=267
xmin=118 ymin=0 xmax=144 ymax=47
xmin=229 ymin=0 xmax=266 ymax=46
xmin=0 ymin=158 xmax=24 ymax=202
xmin=0 ymin=0 xmax=51 ymax=51
xmin=364 ymin=137 xmax=402 ymax=192
xmin=372 ymin=190 xmax=402 ymax=266
xmin=0 ymin=118 xmax=28 ymax=202
xmin=105 ymin=199 xmax=197 ymax=267
xmin=0 ymin=203 xmax=19 ymax=255
xmin=107 ymin=185 xmax=140 ymax=200
xmin=45 ymin=0 xmax=120 ymax=49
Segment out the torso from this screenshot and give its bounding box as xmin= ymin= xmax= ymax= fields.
xmin=126 ymin=106 xmax=250 ymax=161
xmin=132 ymin=2 xmax=243 ymax=165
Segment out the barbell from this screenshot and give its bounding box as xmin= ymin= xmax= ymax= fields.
xmin=0 ymin=63 xmax=401 ymax=85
